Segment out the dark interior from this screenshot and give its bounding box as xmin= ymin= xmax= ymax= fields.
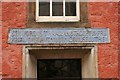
xmin=37 ymin=59 xmax=82 ymax=80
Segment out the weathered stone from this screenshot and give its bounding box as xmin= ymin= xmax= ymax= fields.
xmin=8 ymin=28 xmax=110 ymax=44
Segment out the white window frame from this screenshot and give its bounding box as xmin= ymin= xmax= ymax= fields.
xmin=36 ymin=0 xmax=80 ymax=22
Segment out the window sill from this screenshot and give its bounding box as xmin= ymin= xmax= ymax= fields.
xmin=36 ymin=16 xmax=80 ymax=22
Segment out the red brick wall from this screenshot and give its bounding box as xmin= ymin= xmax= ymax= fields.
xmin=1 ymin=2 xmax=119 ymax=78
xmin=118 ymin=1 xmax=120 ymax=78
xmin=0 ymin=2 xmax=2 ymax=79
xmin=88 ymin=2 xmax=119 ymax=78
xmin=2 ymin=2 xmax=27 ymax=78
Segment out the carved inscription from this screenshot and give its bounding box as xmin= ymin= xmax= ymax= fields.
xmin=8 ymin=28 xmax=110 ymax=44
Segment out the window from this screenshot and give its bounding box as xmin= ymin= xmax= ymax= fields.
xmin=36 ymin=0 xmax=80 ymax=22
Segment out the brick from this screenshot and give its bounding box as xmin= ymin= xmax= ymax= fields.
xmin=88 ymin=2 xmax=119 ymax=78
xmin=2 ymin=2 xmax=27 ymax=78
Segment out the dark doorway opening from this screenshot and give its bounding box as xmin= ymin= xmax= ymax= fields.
xmin=37 ymin=59 xmax=82 ymax=80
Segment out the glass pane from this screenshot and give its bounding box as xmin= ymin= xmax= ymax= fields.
xmin=39 ymin=0 xmax=50 ymax=16
xmin=65 ymin=0 xmax=76 ymax=16
xmin=52 ymin=0 xmax=63 ymax=16
xmin=37 ymin=59 xmax=82 ymax=80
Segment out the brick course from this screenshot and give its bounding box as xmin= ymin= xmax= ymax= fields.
xmin=0 ymin=1 xmax=2 ymax=79
xmin=118 ymin=1 xmax=120 ymax=78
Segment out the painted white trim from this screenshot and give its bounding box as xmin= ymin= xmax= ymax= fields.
xmin=77 ymin=0 xmax=80 ymax=21
xmin=36 ymin=0 xmax=39 ymax=21
xmin=36 ymin=0 xmax=80 ymax=22
xmin=63 ymin=0 xmax=65 ymax=17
